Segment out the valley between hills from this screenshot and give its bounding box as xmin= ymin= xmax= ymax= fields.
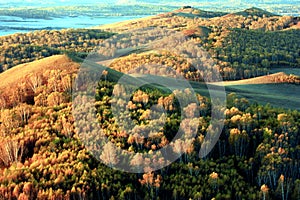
xmin=0 ymin=6 xmax=300 ymax=200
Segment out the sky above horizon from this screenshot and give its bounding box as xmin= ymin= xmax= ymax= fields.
xmin=1 ymin=0 xmax=299 ymax=6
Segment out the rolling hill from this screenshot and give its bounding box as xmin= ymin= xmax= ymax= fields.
xmin=211 ymin=72 xmax=299 ymax=86
xmin=0 ymin=6 xmax=300 ymax=200
xmin=0 ymin=55 xmax=79 ymax=90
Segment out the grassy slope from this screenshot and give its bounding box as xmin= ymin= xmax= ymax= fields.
xmin=210 ymin=72 xmax=289 ymax=86
xmin=129 ymin=73 xmax=300 ymax=111
xmin=225 ymin=83 xmax=300 ymax=110
xmin=0 ymin=54 xmax=79 ymax=89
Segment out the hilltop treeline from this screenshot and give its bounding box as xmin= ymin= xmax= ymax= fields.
xmin=0 ymin=29 xmax=114 ymax=72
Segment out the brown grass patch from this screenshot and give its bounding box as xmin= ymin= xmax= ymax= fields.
xmin=210 ymin=72 xmax=292 ymax=86
xmin=0 ymin=55 xmax=79 ymax=90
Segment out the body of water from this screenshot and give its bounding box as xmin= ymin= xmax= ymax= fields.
xmin=0 ymin=15 xmax=149 ymax=36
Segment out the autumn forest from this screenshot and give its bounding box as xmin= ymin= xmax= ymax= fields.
xmin=0 ymin=6 xmax=300 ymax=200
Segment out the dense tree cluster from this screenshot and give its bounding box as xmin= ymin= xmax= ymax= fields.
xmin=212 ymin=29 xmax=300 ymax=80
xmin=204 ymin=14 xmax=296 ymax=31
xmin=109 ymin=51 xmax=206 ymax=81
xmin=0 ymin=61 xmax=299 ymax=199
xmin=218 ymin=29 xmax=300 ymax=67
xmin=0 ymin=29 xmax=113 ymax=72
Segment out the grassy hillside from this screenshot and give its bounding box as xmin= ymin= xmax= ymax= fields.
xmin=0 ymin=55 xmax=78 ymax=89
xmin=225 ymin=83 xmax=300 ymax=110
